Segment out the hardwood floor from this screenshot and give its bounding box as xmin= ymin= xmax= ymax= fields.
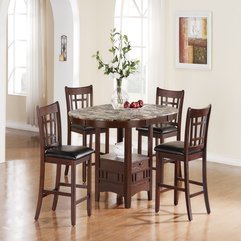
xmin=1 ymin=128 xmax=241 ymax=240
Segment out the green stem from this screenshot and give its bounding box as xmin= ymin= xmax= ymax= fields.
xmin=116 ymin=78 xmax=123 ymax=104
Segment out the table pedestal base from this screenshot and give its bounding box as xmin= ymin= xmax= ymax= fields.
xmin=97 ymin=153 xmax=151 ymax=208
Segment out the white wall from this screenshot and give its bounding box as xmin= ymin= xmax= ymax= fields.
xmin=50 ymin=0 xmax=76 ymax=143
xmin=78 ymin=0 xmax=115 ymax=105
xmin=2 ymin=0 xmax=241 ymax=166
xmin=164 ymin=0 xmax=241 ymax=165
xmin=0 ymin=0 xmax=7 ymax=163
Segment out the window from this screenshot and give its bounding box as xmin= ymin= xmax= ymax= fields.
xmin=115 ymin=0 xmax=149 ymax=101
xmin=8 ymin=0 xmax=28 ymax=95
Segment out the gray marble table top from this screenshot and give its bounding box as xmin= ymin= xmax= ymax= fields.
xmin=69 ymin=104 xmax=177 ymax=122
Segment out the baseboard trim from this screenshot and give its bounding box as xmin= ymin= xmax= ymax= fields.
xmin=208 ymin=153 xmax=241 ymax=167
xmin=109 ymin=135 xmax=241 ymax=167
xmin=5 ymin=123 xmax=241 ymax=167
xmin=6 ymin=121 xmax=38 ymax=132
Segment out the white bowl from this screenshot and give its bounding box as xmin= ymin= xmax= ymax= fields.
xmin=113 ymin=141 xmax=133 ymax=158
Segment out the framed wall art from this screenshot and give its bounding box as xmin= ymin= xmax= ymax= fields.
xmin=176 ymin=11 xmax=212 ymax=70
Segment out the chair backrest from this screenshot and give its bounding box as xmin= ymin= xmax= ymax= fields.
xmin=65 ymin=85 xmax=93 ymax=113
xmin=36 ymin=101 xmax=62 ymax=152
xmin=184 ymin=105 xmax=211 ymax=153
xmin=156 ymin=87 xmax=185 ymax=139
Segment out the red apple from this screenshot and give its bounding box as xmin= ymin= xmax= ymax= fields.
xmin=135 ymin=101 xmax=140 ymax=108
xmin=124 ymin=101 xmax=130 ymax=108
xmin=130 ymin=102 xmax=136 ymax=108
xmin=138 ymin=99 xmax=144 ymax=107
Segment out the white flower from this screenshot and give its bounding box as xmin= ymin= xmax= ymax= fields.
xmin=113 ymin=73 xmax=121 ymax=79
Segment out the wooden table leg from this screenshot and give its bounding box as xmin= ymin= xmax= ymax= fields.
xmin=117 ymin=128 xmax=123 ymax=142
xmin=124 ymin=127 xmax=132 ymax=208
xmin=116 ymin=127 xmax=124 ymax=204
xmin=147 ymin=124 xmax=153 ymax=200
xmin=95 ymin=128 xmax=101 ymax=202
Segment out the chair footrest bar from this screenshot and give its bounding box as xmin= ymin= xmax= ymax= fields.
xmin=190 ymin=190 xmax=204 ymax=198
xmin=76 ymin=184 xmax=88 ymax=189
xmin=43 ymin=189 xmax=71 ymax=197
xmin=177 ymin=178 xmax=203 ymax=186
xmin=159 ymin=183 xmax=185 ymax=192
xmin=59 ymin=182 xmax=87 ymax=189
xmin=189 ymin=180 xmax=203 ymax=186
xmin=76 ymin=196 xmax=88 ymax=205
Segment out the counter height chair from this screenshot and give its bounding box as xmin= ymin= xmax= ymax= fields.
xmin=154 ymin=105 xmax=211 ymax=221
xmin=64 ymin=85 xmax=109 ymax=177
xmin=34 ymin=101 xmax=94 ymax=226
xmin=136 ymin=87 xmax=184 ymax=182
xmin=137 ymin=88 xmax=184 ymax=157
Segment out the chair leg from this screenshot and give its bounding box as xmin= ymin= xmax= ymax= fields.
xmin=82 ymin=134 xmax=87 ymax=183
xmin=155 ymin=153 xmax=162 ymax=213
xmin=89 ymin=134 xmax=93 ymax=148
xmin=178 ymin=163 xmax=182 ymax=181
xmin=64 ymin=165 xmax=70 ymax=176
xmin=137 ymin=132 xmax=142 ymax=154
xmin=184 ymin=161 xmax=192 ymax=221
xmin=105 ymin=128 xmax=110 ymax=154
xmin=34 ymin=163 xmax=45 ymax=220
xmin=174 ymin=161 xmax=179 ymax=205
xmin=71 ymin=162 xmax=76 ymax=226
xmin=202 ymin=157 xmax=211 ymax=214
xmin=52 ymin=164 xmax=61 ymax=211
xmin=147 ymin=178 xmax=152 ymax=201
xmin=87 ymin=156 xmax=92 ymax=216
xmin=64 ymin=130 xmax=72 ymax=176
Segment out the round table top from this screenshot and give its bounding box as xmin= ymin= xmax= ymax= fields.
xmin=69 ymin=104 xmax=178 ymax=128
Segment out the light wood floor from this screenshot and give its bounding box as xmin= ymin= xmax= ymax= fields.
xmin=1 ymin=128 xmax=241 ymax=241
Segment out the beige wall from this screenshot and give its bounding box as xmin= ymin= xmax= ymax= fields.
xmin=46 ymin=0 xmax=54 ymax=104
xmin=164 ymin=0 xmax=241 ymax=164
xmin=4 ymin=0 xmax=241 ymax=165
xmin=6 ymin=0 xmax=54 ymax=125
xmin=78 ymin=0 xmax=115 ymax=105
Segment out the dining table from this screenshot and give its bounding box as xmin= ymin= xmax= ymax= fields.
xmin=69 ymin=104 xmax=177 ymax=208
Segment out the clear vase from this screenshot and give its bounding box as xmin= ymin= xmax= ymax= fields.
xmin=111 ymin=78 xmax=129 ymax=109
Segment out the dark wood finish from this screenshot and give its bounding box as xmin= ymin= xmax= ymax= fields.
xmin=64 ymin=85 xmax=109 ymax=177
xmin=5 ymin=128 xmax=241 ymax=239
xmin=95 ymin=126 xmax=152 ymax=208
xmin=99 ymin=154 xmax=150 ymax=197
xmin=155 ymin=104 xmax=212 ymax=221
xmin=137 ymin=87 xmax=184 ymax=156
xmin=69 ymin=104 xmax=178 ymax=208
xmin=35 ymin=101 xmax=94 ymax=226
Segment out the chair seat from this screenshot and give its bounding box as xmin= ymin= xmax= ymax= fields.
xmin=154 ymin=141 xmax=201 ymax=155
xmin=71 ymin=124 xmax=95 ymax=132
xmin=46 ymin=145 xmax=94 ymax=160
xmin=136 ymin=124 xmax=177 ymax=135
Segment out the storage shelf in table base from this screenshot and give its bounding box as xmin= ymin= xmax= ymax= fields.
xmin=98 ymin=153 xmax=151 ymax=199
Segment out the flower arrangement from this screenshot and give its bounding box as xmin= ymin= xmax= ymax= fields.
xmin=93 ymin=29 xmax=140 ymax=108
xmin=93 ymin=28 xmax=140 ymax=81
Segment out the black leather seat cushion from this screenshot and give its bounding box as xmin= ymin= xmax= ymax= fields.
xmin=45 ymin=145 xmax=94 ymax=160
xmin=137 ymin=124 xmax=177 ymax=135
xmin=154 ymin=141 xmax=201 ymax=155
xmin=71 ymin=124 xmax=95 ymax=132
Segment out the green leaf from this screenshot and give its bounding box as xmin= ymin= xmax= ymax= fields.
xmin=93 ymin=28 xmax=140 ymax=80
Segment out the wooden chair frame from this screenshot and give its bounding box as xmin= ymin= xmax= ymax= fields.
xmin=64 ymin=85 xmax=109 ymax=177
xmin=155 ymin=105 xmax=212 ymax=221
xmin=34 ymin=101 xmax=93 ymax=226
xmin=137 ymin=87 xmax=184 ymax=156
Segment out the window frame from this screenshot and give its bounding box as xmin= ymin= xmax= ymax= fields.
xmin=7 ymin=0 xmax=28 ymax=96
xmin=114 ymin=0 xmax=149 ymax=102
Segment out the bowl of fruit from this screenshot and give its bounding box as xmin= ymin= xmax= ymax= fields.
xmin=124 ymin=100 xmax=144 ymax=109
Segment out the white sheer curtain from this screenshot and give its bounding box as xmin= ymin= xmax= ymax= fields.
xmin=147 ymin=0 xmax=165 ymax=103
xmin=26 ymin=0 xmax=46 ymax=126
xmin=114 ymin=0 xmax=164 ymax=103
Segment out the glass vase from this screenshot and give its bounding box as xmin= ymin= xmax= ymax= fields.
xmin=111 ymin=78 xmax=129 ymax=109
